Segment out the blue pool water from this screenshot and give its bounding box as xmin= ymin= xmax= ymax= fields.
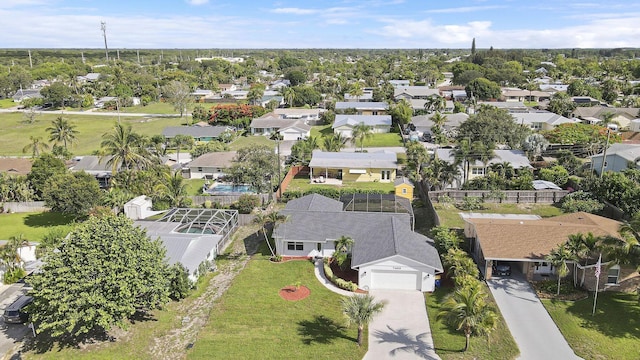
xmin=207 ymin=184 xmax=254 ymax=194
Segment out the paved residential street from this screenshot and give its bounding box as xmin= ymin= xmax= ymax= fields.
xmin=0 ymin=284 xmax=31 ymax=358
xmin=487 ymin=273 xmax=581 ymax=360
xmin=363 ymin=290 xmax=440 ymax=360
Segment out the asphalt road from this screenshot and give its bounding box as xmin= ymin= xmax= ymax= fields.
xmin=0 ymin=284 xmax=31 ymax=358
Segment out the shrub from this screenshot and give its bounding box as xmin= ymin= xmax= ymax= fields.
xmin=458 ymin=196 xmax=484 ymax=211
xmin=167 ymin=263 xmax=193 ymax=300
xmin=560 ymin=191 xmax=604 ymax=214
xmin=231 ymin=194 xmax=260 ymax=214
xmin=203 ymin=200 xmax=212 ymax=209
xmin=430 ymin=226 xmax=462 ymax=254
xmin=3 ymin=268 xmax=26 ymax=284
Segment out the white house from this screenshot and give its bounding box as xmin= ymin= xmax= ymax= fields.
xmin=272 ymin=194 xmax=443 ymax=291
xmin=435 ymin=149 xmax=532 ymax=187
xmin=278 ymin=122 xmax=311 ymax=141
xmin=332 ymin=115 xmax=392 ymax=138
xmin=511 ymin=111 xmax=577 ymax=131
xmin=186 ymin=151 xmax=237 ymax=179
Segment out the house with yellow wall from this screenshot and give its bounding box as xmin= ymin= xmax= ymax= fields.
xmin=394 ymin=177 xmax=414 ymax=200
xmin=308 ymin=150 xmax=397 ymax=183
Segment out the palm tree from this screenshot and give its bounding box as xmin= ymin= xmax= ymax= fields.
xmin=46 ymin=116 xmax=78 ymax=150
xmin=253 ymin=211 xmax=288 ymax=258
xmin=437 ymin=283 xmax=498 ymax=352
xmin=171 ymin=134 xmax=195 ymax=165
xmin=334 ymin=235 xmax=354 ymax=269
xmin=349 ymin=82 xmax=364 ymax=101
xmin=280 ymin=87 xmax=296 ymax=108
xmin=342 ymin=294 xmax=385 ymax=347
xmin=100 ymin=123 xmax=150 ymax=172
xmin=451 ymin=138 xmax=473 ymax=185
xmin=323 ymin=133 xmax=348 ymax=152
xmin=546 ymin=243 xmax=574 ymax=296
xmin=430 ymin=112 xmax=448 ymax=129
xmin=22 ymin=136 xmax=49 ymax=157
xmin=351 ymin=122 xmax=373 ymax=152
xmin=101 ymin=187 xmax=132 ymax=214
xmin=565 ymin=233 xmax=600 ymax=287
xmin=154 ymin=171 xmax=190 ymax=208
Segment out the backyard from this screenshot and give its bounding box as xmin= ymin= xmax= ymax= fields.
xmin=285 ymin=175 xmax=395 ymax=194
xmin=0 ymin=212 xmax=75 ymax=241
xmin=310 ymin=124 xmax=403 ymax=148
xmin=542 ymin=292 xmax=640 ymax=360
xmin=432 ymin=202 xmax=564 ymax=228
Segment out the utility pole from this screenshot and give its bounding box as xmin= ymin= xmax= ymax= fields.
xmin=101 ymin=21 xmax=109 ymax=62
xmin=599 ymin=128 xmax=612 ymax=177
xmin=28 ymin=50 xmax=33 ymax=68
xmin=137 ymin=49 xmax=140 ymax=64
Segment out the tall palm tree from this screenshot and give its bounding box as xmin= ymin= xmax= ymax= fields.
xmin=154 ymin=171 xmax=190 ymax=208
xmin=22 ymin=136 xmax=49 ymax=157
xmin=451 ymin=138 xmax=473 ymax=185
xmin=342 ymin=294 xmax=385 ymax=347
xmin=46 ymin=116 xmax=78 ymax=150
xmin=546 ymin=243 xmax=575 ymax=296
xmin=437 ymin=283 xmax=498 ymax=352
xmin=171 ymin=134 xmax=195 ymax=165
xmin=100 ymin=123 xmax=151 ymax=172
xmin=323 ymin=133 xmax=348 ymax=152
xmin=253 ymin=211 xmax=288 ymax=258
xmin=351 ymin=122 xmax=373 ymax=152
xmin=280 ymin=87 xmax=296 ymax=108
xmin=349 ymin=82 xmax=364 ymax=101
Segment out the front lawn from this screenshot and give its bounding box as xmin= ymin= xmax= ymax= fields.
xmin=542 ymin=292 xmax=640 ymax=360
xmin=188 ymin=258 xmax=366 ymax=359
xmin=433 ymin=202 xmax=564 ymax=228
xmin=0 ymin=212 xmax=76 ymax=241
xmin=426 ymin=286 xmax=519 ymax=360
xmin=285 ymin=176 xmax=395 ymax=194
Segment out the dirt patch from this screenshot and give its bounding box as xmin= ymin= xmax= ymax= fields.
xmin=279 ymin=286 xmax=310 ymax=301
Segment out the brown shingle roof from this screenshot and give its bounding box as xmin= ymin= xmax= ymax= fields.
xmin=0 ymin=158 xmax=32 ymax=176
xmin=468 ymin=212 xmax=621 ymax=261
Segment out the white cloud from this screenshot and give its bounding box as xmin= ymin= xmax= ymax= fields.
xmin=271 ymin=7 xmax=319 ymax=15
xmin=425 ymin=5 xmax=506 ymax=14
xmin=185 ymin=0 xmax=209 ymax=5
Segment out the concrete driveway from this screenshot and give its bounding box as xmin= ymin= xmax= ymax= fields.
xmin=0 ymin=284 xmax=31 ymax=357
xmin=363 ymin=290 xmax=440 ymax=360
xmin=487 ymin=273 xmax=581 ymax=360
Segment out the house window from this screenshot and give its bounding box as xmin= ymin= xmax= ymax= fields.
xmin=197 ymin=167 xmax=203 ymax=172
xmin=402 ymin=188 xmax=407 ymax=194
xmin=471 ymin=167 xmax=485 ymax=175
xmin=606 ymin=266 xmax=620 ymax=284
xmin=381 ymin=170 xmax=391 ymax=180
xmin=287 ymin=242 xmax=303 ymax=251
xmin=532 ymin=122 xmax=542 ymax=130
xmin=316 ymin=243 xmax=322 ymax=251
xmin=372 ymin=111 xmax=378 ymax=115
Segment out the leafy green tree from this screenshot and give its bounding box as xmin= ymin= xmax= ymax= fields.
xmin=167 ymin=263 xmax=192 ymax=301
xmin=162 ymin=80 xmax=191 ymax=118
xmin=341 ymin=294 xmax=385 ymax=347
xmin=290 ymin=136 xmax=320 ymax=165
xmin=46 ymin=116 xmax=78 ymax=150
xmin=280 ymin=87 xmax=296 ymax=108
xmin=437 ymin=282 xmax=497 ymax=352
xmin=41 ymin=82 xmax=71 ymax=108
xmin=28 ymin=215 xmax=170 ymax=341
xmin=539 ymin=165 xmax=569 ymax=187
xmin=27 ymin=153 xmax=67 ymax=199
xmin=430 ymin=226 xmax=462 ymax=254
xmin=465 ymin=78 xmax=501 ymax=100
xmin=0 ymin=174 xmax=34 ymax=202
xmin=351 ymin=122 xmax=373 ymax=152
xmin=333 ymin=235 xmax=354 ymax=270
xmin=547 ymin=92 xmax=576 ymax=117
xmin=43 ymin=172 xmax=101 ymax=217
xmin=190 ymin=141 xmax=229 ymax=158
xmin=284 ymin=70 xmax=307 ymax=86
xmin=291 ymin=85 xmax=321 ymax=107
xmin=456 ymin=105 xmax=530 ymax=148
xmin=247 ymin=84 xmax=265 ymax=106
xmin=560 ymin=191 xmax=604 ymax=214
xmin=542 ymin=123 xmax=619 ymax=148
xmin=391 ymin=99 xmax=412 ymax=131
xmin=583 ymin=169 xmax=640 ymax=216
xmin=405 ymin=141 xmax=429 ymax=181
xmin=227 ymin=145 xmax=278 ymax=194
xmin=100 ymin=123 xmax=151 ymax=172
xmin=555 ymin=150 xmax=582 ymax=175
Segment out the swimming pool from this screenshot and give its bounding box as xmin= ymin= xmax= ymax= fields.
xmin=206 ymin=183 xmax=254 ymax=194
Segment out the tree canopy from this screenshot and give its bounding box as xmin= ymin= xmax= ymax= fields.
xmin=42 ymin=172 xmax=101 ymax=217
xmin=456 ymin=105 xmax=530 ymax=148
xmin=226 ymin=145 xmax=278 ymax=194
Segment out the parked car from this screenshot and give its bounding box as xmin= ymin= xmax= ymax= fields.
xmin=421 ymin=132 xmax=432 ymax=142
xmin=493 ymin=262 xmax=512 ymax=276
xmin=3 ymin=295 xmax=33 ymax=324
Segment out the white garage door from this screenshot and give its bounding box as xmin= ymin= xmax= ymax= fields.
xmin=371 ymin=270 xmax=420 ymax=290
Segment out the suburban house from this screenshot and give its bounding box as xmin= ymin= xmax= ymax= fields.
xmin=501 ymin=88 xmax=551 ymax=102
xmin=476 ymin=101 xmax=530 ymax=113
xmin=250 ymin=113 xmax=311 ymax=140
xmin=630 ymin=119 xmax=640 ymax=132
xmin=334 ymin=101 xmax=389 ymax=115
xmin=12 ymin=88 xmax=42 ymax=102
xmin=344 ymin=89 xmax=374 ymax=102
xmin=308 ymin=150 xmax=397 ymax=183
xmin=411 ymin=113 xmax=469 ymax=135
xmin=76 ymin=72 xmax=101 ymax=83
xmin=394 ymin=177 xmax=414 ymax=200
xmin=272 ymin=194 xmax=443 ymax=291
xmin=388 ymin=80 xmax=411 ymax=88
xmin=69 ymin=155 xmax=113 ymax=188
xmin=511 ymin=112 xmax=577 ymax=131
xmin=278 ymin=121 xmax=312 ymax=141
xmin=463 ymin=212 xmax=638 ymax=291
xmin=185 ymin=151 xmax=237 ymax=179
xmin=393 ymin=86 xmax=441 ymax=101
xmin=134 ymin=208 xmax=238 ymax=282
xmin=0 ymin=158 xmax=32 ymax=176
xmin=591 ymin=143 xmax=640 ymax=175
xmin=435 ymin=149 xmax=532 ymax=187
xmin=273 ymin=108 xmax=325 ymax=122
xmin=572 ymin=107 xmax=640 ymax=129
xmin=162 ymin=125 xmax=232 ymax=142
xmin=332 ymin=115 xmax=392 ymax=138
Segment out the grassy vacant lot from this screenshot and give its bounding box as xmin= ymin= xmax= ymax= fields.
xmin=433 ymin=202 xmax=564 ymax=228
xmin=0 ymin=212 xmax=75 ymax=241
xmin=0 ymin=112 xmax=184 ymax=156
xmin=228 ymin=134 xmax=274 ymax=150
xmin=188 ymin=258 xmax=365 ymax=359
xmin=542 ymin=293 xmax=640 ymax=360
xmin=285 ymin=176 xmax=395 ymax=194
xmin=426 ymin=286 xmax=519 ymax=360
xmin=118 ymin=102 xmax=178 ymax=114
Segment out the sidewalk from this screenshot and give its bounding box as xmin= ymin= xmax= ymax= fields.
xmin=313 ymin=259 xmax=354 ymax=297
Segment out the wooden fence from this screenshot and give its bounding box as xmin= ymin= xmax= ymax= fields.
xmin=428 ymin=190 xmax=569 ymax=204
xmin=278 ymin=166 xmax=309 ymax=199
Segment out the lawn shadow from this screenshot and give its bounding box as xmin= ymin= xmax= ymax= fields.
xmin=23 ymin=212 xmax=75 ymax=228
xmin=371 ymin=325 xmax=440 ymax=359
xmin=562 ymin=292 xmax=640 ymax=339
xmin=297 ymin=315 xmax=355 ymax=345
xmin=21 ymin=326 xmax=115 ymax=354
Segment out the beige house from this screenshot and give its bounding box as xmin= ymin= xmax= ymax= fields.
xmin=308 ymin=150 xmax=397 ymax=183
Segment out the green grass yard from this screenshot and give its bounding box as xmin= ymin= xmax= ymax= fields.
xmin=433 ymin=202 xmax=564 ymax=228
xmin=187 ymin=258 xmax=366 ymax=359
xmin=0 ymin=212 xmax=76 ymax=241
xmin=285 ymin=176 xmax=395 ymax=194
xmin=228 ymin=134 xmax=274 ymax=151
xmin=309 ymin=125 xmax=403 ymax=148
xmin=0 ymin=112 xmax=183 ymax=156
xmin=0 ymin=98 xmax=16 ymax=109
xmin=426 ymin=286 xmax=519 ymax=360
xmin=542 ymin=293 xmax=640 ymax=360
xmin=118 ymin=102 xmax=179 ymax=114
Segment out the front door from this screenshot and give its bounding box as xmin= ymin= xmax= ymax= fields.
xmin=533 ymin=261 xmax=554 ymax=274
xmin=337 ymin=169 xmax=343 ymax=180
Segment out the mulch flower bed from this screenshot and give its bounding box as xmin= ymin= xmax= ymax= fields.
xmin=329 ymin=262 xmax=359 ymax=284
xmin=279 ymin=285 xmax=310 ymax=301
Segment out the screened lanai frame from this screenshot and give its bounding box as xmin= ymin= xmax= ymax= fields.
xmin=339 ymin=194 xmax=415 ymax=230
xmin=156 ymin=208 xmax=239 ymax=243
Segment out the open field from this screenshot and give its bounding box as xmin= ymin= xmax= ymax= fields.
xmin=433 ymin=202 xmax=564 ymax=228
xmin=0 ymin=112 xmax=184 ymax=156
xmin=542 ymin=292 xmax=640 ymax=360
xmin=0 ymin=212 xmax=75 ymax=241
xmin=425 ymin=286 xmax=519 ymax=360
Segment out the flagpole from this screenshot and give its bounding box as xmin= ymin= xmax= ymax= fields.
xmin=592 ymin=253 xmax=601 ymax=316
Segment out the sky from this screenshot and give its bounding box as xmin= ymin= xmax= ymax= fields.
xmin=1 ymin=0 xmax=640 ymax=49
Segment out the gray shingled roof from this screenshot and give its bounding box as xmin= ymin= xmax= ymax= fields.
xmin=162 ymin=126 xmax=230 ymax=138
xmin=187 ymin=151 xmax=237 ymax=168
xmin=511 ymin=112 xmax=574 ymax=126
xmin=309 ymin=150 xmax=397 ymax=169
xmin=411 ymin=113 xmax=469 ymax=129
xmin=394 ymin=177 xmax=414 ymax=187
xmin=393 ymin=86 xmax=440 ymax=98
xmin=592 ymin=143 xmax=640 ymax=162
xmin=70 ymin=156 xmax=113 ymax=174
xmin=333 ymin=115 xmax=392 ymax=128
xmin=284 ymin=193 xmax=344 ymax=212
xmin=273 ymin=195 xmax=442 ymax=271
xmin=435 ymin=149 xmax=532 ymax=169
xmin=250 ymin=117 xmax=297 ymax=129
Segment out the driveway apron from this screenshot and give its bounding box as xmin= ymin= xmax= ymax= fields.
xmin=363 ymin=290 xmax=440 ymax=360
xmin=487 ymin=273 xmax=582 ymax=360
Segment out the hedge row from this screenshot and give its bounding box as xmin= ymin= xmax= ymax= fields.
xmin=323 ymin=262 xmax=358 ymax=292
